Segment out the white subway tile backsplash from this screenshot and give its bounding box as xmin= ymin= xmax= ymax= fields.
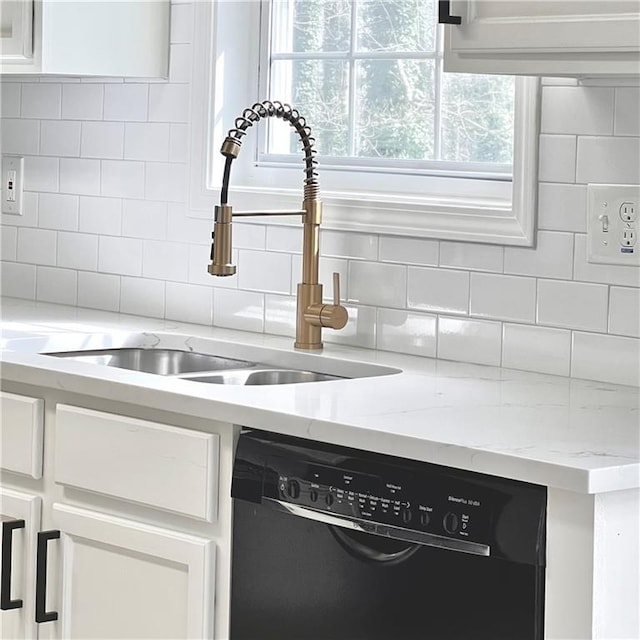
xmin=98 ymin=236 xmax=143 ymax=276
xmin=576 ymin=136 xmax=640 ymax=184
xmin=574 ymin=234 xmax=640 ymax=288
xmin=21 ymin=84 xmax=61 ymax=119
xmin=59 ymin=158 xmax=100 ymax=196
xmin=376 ymin=308 xmax=437 ymax=357
xmin=321 ymin=230 xmax=378 ymax=260
xmin=104 ymin=84 xmax=149 ymax=122
xmin=324 ymin=304 xmax=376 ymax=349
xmin=614 ymin=88 xmax=640 ymax=136
xmin=81 ymin=122 xmax=125 ymax=159
xmin=24 ymin=157 xmax=58 ymax=192
xmin=502 ymin=324 xmax=571 ymax=377
xmin=470 ymin=273 xmax=536 ymax=323
xmin=79 ymin=196 xmax=122 ymax=235
xmin=61 ymin=84 xmax=104 ymax=120
xmin=537 ymin=279 xmax=608 ymax=332
xmin=39 ymin=193 xmax=79 ymax=231
xmin=36 ymin=266 xmax=77 ymax=305
xmin=213 ymin=288 xmax=264 ymax=332
xmin=0 ymin=118 xmax=39 ymax=154
xmin=438 ymin=317 xmax=502 ymax=367
xmin=101 ymin=160 xmax=145 ymax=199
xmin=166 ymin=205 xmax=209 ymax=244
xmin=1 ymin=226 xmax=17 ymax=261
xmin=266 ymin=226 xmax=302 ymax=254
xmin=1 ymin=83 xmax=21 ymax=117
xmin=379 ymin=236 xmax=438 ymax=266
xmin=1 ymin=262 xmax=36 ymax=299
xmin=120 ymin=276 xmax=165 ymax=318
xmin=124 ymin=123 xmax=170 ymax=161
xmin=40 ymin=120 xmax=81 ymax=157
xmin=234 ymin=223 xmax=267 ymax=250
xmin=264 ymin=294 xmax=296 ymax=337
xmin=169 ymin=124 xmax=189 ymax=162
xmin=170 ymin=3 xmax=194 ymax=43
xmin=609 ymin=287 xmax=640 ymax=338
xmin=237 ymin=250 xmax=292 ymax=294
xmin=16 ymin=228 xmax=57 ymax=266
xmin=77 ymin=271 xmax=120 ymax=312
xmin=407 ymin=267 xmax=469 ymax=315
xmin=504 ymin=231 xmax=573 ymax=279
xmin=538 ymin=134 xmax=577 ymax=183
xmin=537 ymin=183 xmax=587 ymax=233
xmin=142 ymin=240 xmax=189 ymax=281
xmin=541 ymin=87 xmax=614 ymax=135
xmin=168 ymin=44 xmax=192 ymax=83
xmin=439 ymin=241 xmax=503 ymax=273
xmin=349 ymin=261 xmax=406 ymax=308
xmin=148 ymin=84 xmax=189 ymax=123
xmin=57 ymin=232 xmax=98 ymax=271
xmin=123 ymin=199 xmax=168 ymax=240
xmin=144 ymin=162 xmax=187 ymax=202
xmin=166 ymin=281 xmax=213 ymax=324
xmin=572 ymin=332 xmax=640 ymax=386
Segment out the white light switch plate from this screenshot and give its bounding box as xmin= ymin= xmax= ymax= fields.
xmin=2 ymin=155 xmax=24 ymax=216
xmin=587 ymin=183 xmax=640 ymax=266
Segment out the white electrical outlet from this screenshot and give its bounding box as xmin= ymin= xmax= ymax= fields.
xmin=587 ymin=184 xmax=640 ymax=266
xmin=2 ymin=155 xmax=24 ymax=216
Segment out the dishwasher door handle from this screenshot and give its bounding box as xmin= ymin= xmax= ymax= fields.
xmin=263 ymin=498 xmax=490 ymax=557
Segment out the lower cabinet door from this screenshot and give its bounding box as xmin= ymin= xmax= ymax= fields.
xmin=51 ymin=504 xmax=215 ymax=639
xmin=0 ymin=488 xmax=41 ymax=639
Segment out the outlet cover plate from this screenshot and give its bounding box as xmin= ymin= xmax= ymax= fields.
xmin=587 ymin=183 xmax=640 ymax=266
xmin=2 ymin=155 xmax=24 ymax=216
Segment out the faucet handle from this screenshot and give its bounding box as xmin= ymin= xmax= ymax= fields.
xmin=332 ymin=272 xmax=341 ymax=306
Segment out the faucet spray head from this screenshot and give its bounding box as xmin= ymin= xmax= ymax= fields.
xmin=208 ymin=204 xmax=236 ymax=276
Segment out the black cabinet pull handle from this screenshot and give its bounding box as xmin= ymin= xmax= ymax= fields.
xmin=439 ymin=0 xmax=462 ymax=24
xmin=35 ymin=530 xmax=60 ymax=623
xmin=1 ymin=519 xmax=26 ymax=610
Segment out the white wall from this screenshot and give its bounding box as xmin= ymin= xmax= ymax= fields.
xmin=1 ymin=2 xmax=639 ymax=386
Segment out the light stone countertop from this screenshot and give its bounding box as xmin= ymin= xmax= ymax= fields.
xmin=1 ymin=297 xmax=638 ymax=495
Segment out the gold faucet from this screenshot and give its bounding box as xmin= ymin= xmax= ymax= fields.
xmin=208 ymin=101 xmax=348 ymax=350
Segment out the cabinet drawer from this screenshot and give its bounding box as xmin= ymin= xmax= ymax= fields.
xmin=0 ymin=391 xmax=44 ymax=478
xmin=55 ymin=405 xmax=219 ymax=522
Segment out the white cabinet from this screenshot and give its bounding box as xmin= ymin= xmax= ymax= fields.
xmin=0 ymin=0 xmax=169 ymax=77
xmin=0 ymin=392 xmax=227 ymax=639
xmin=52 ymin=504 xmax=215 ymax=639
xmin=443 ymin=0 xmax=640 ymax=76
xmin=1 ymin=488 xmax=41 ymax=639
xmin=0 ymin=0 xmax=34 ymax=63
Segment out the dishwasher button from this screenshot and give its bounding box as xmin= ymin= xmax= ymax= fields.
xmin=400 ymin=508 xmax=412 ymax=524
xmin=443 ymin=512 xmax=459 ymax=534
xmin=309 ymin=489 xmax=319 ymax=503
xmin=325 ymin=493 xmax=334 ymax=507
xmin=419 ymin=512 xmax=430 ymax=527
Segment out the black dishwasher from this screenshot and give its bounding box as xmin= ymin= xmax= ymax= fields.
xmin=230 ymin=430 xmax=546 ymax=640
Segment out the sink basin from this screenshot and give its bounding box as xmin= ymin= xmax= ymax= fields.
xmin=40 ymin=335 xmax=401 ymax=384
xmin=183 ymin=369 xmax=343 ymax=385
xmin=46 ymin=348 xmax=253 ymax=375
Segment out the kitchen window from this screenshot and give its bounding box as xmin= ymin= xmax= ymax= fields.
xmin=190 ymin=0 xmax=540 ymax=245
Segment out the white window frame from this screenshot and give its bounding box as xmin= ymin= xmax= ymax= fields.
xmin=189 ymin=0 xmax=541 ymax=246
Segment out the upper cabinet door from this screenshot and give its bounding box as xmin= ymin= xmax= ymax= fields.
xmin=0 ymin=0 xmax=34 ymax=62
xmin=443 ymin=0 xmax=640 ymax=76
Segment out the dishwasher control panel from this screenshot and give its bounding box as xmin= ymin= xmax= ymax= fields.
xmin=273 ymin=459 xmax=492 ymax=545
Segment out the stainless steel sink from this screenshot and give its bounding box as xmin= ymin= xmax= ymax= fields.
xmin=46 ymin=348 xmax=254 ymax=375
xmin=183 ymin=369 xmax=343 ymax=385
